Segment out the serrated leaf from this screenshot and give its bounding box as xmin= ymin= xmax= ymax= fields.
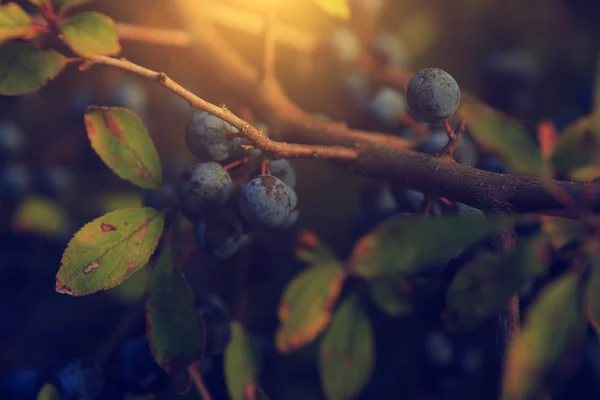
xmin=551 ymin=110 xmax=600 ymax=178
xmin=320 ymin=294 xmax=374 ymax=400
xmin=276 ymin=264 xmax=347 ymax=353
xmin=0 ymin=43 xmax=66 ymax=96
xmin=146 ymin=244 xmax=205 ymax=395
xmin=459 ymin=99 xmax=550 ymax=177
xmin=85 ymin=106 xmax=162 ymax=190
xmin=446 ymin=235 xmax=550 ymax=332
xmin=349 ymin=215 xmax=515 ymax=279
xmin=540 ymin=216 xmax=587 ymax=249
xmin=310 ymin=0 xmax=350 ymax=19
xmin=12 ymin=196 xmax=69 ymax=238
xmin=367 ymin=276 xmax=412 ymax=316
xmin=0 ymin=3 xmax=34 ymax=44
xmin=56 ymin=207 xmax=164 ymax=296
xmin=502 ymin=272 xmax=586 ymax=400
xmin=59 ymin=12 xmax=120 ymax=58
xmin=225 ymin=322 xmax=270 ymax=400
xmin=37 ymin=383 xmax=61 ymax=400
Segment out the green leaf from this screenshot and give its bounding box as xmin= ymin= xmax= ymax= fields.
xmin=56 ymin=207 xmax=164 ymax=296
xmin=502 ymin=272 xmax=586 ymax=400
xmin=551 ymin=110 xmax=600 ymax=178
xmin=0 ymin=3 xmax=34 ymax=44
xmin=349 ymin=215 xmax=515 ymax=279
xmin=107 ymin=264 xmax=150 ymax=304
xmin=320 ymin=294 xmax=374 ymax=400
xmin=100 ymin=191 xmax=143 ymax=213
xmin=367 ymin=276 xmax=413 ymax=316
xmin=37 ymin=383 xmax=61 ymax=400
xmin=12 ymin=196 xmax=69 ymax=238
xmin=459 ymin=99 xmax=549 ymax=177
xmin=225 ymin=322 xmax=270 ymax=400
xmin=446 ymin=235 xmax=550 ymax=332
xmin=276 ymin=264 xmax=347 ymax=353
xmin=296 ymin=231 xmax=341 ymax=267
xmin=310 ymin=0 xmax=350 ymax=19
xmin=59 ymin=12 xmax=120 ymax=58
xmin=0 ymin=43 xmax=66 ymax=96
xmin=85 ymin=106 xmax=162 ymax=190
xmin=146 ymin=244 xmax=205 ymax=395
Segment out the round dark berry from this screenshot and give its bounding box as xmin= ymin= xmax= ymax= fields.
xmin=194 ymin=207 xmax=245 ymax=259
xmin=176 ymin=162 xmax=232 ymax=218
xmin=270 ymin=159 xmax=296 ymax=189
xmin=238 ymin=175 xmax=292 ymax=229
xmin=185 ymin=111 xmax=242 ymax=161
xmin=407 ymin=68 xmax=461 ymax=124
xmin=55 ymin=359 xmax=104 ymax=400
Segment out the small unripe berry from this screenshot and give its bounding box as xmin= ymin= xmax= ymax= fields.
xmin=176 ymin=162 xmax=232 ymax=218
xmin=239 ymin=175 xmax=292 ymax=229
xmin=270 ymin=159 xmax=296 ymax=189
xmin=185 ymin=111 xmax=242 ymax=161
xmin=407 ymin=68 xmax=461 ymax=124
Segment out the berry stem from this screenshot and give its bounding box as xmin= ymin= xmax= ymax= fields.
xmin=261 ymin=158 xmax=271 ymax=175
xmin=439 ymin=119 xmax=466 ymax=159
xmin=419 ymin=194 xmax=436 ymax=217
xmin=223 ymin=157 xmax=249 ymax=172
xmin=189 ymin=363 xmax=214 ymax=400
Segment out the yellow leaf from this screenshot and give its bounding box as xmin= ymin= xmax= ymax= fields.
xmin=310 ymin=0 xmax=350 ymax=19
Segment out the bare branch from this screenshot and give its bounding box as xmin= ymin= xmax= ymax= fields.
xmin=85 ymin=55 xmax=358 ymax=162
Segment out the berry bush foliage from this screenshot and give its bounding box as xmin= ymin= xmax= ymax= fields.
xmin=2 ymin=0 xmax=600 ymax=399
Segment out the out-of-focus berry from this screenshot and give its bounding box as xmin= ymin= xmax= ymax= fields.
xmin=185 ymin=111 xmax=242 ymax=161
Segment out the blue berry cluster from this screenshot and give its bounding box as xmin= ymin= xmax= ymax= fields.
xmin=143 ymin=111 xmax=300 ymax=260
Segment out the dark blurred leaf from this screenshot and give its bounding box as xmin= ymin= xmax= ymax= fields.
xmin=276 ymin=264 xmax=347 ymax=353
xmin=310 ymin=0 xmax=350 ymax=19
xmin=0 ymin=3 xmax=34 ymax=44
xmin=100 ymin=191 xmax=143 ymax=213
xmin=459 ymin=99 xmax=549 ymax=177
xmin=349 ymin=215 xmax=514 ymax=278
xmin=0 ymin=43 xmax=66 ymax=95
xmin=552 ymin=110 xmax=600 ymax=181
xmin=225 ymin=322 xmax=270 ymax=400
xmin=367 ymin=276 xmax=412 ymax=316
xmin=296 ymin=231 xmax=340 ymax=267
xmin=58 ymin=12 xmax=120 ymax=57
xmin=12 ymin=196 xmax=69 ymax=238
xmin=84 ymin=106 xmax=162 ymax=190
xmin=54 ymin=0 xmax=96 ymax=12
xmin=56 ymin=207 xmax=164 ymax=296
xmin=446 ymin=235 xmax=550 ymax=332
xmin=27 ymin=0 xmax=96 ymax=12
xmin=585 ymin=264 xmax=600 ymax=338
xmin=502 ymin=272 xmax=586 ymax=400
xmin=540 ymin=216 xmax=587 ymax=249
xmin=319 ymin=293 xmax=374 ymax=400
xmin=146 ymin=244 xmax=205 ymax=395
xmin=37 ymin=383 xmax=60 ymax=400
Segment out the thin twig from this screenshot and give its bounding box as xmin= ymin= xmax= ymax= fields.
xmin=84 ymin=55 xmax=358 ymax=162
xmin=189 ymin=363 xmax=214 ymax=400
xmin=260 ymin=0 xmax=277 ymax=84
xmin=440 ymin=119 xmax=466 ymax=159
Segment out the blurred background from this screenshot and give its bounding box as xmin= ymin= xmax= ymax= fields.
xmin=2 ymin=0 xmax=600 ymax=399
